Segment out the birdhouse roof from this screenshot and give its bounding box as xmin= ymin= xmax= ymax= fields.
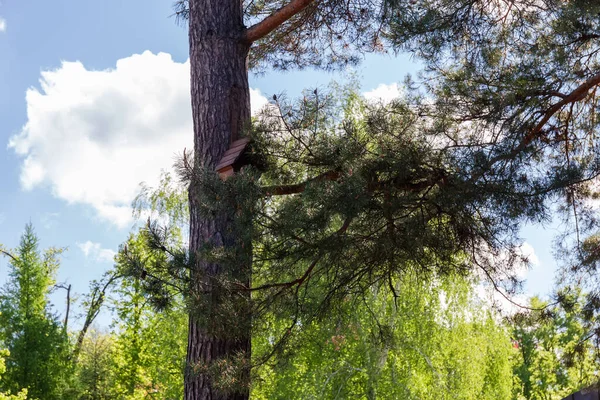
xmin=215 ymin=137 xmax=251 ymax=172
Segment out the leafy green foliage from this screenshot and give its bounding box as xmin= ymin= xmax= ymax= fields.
xmin=109 ymin=272 xmax=186 ymax=400
xmin=253 ymin=273 xmax=514 ymax=399
xmin=111 ymin=178 xmax=189 ymax=399
xmin=73 ymin=222 xmax=187 ymax=399
xmin=511 ymin=290 xmax=600 ymax=399
xmin=75 ymin=330 xmax=118 ymax=400
xmin=0 ymin=225 xmax=73 ymax=399
xmin=0 ymin=350 xmax=27 ymax=400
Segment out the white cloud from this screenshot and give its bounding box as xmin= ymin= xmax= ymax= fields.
xmin=510 ymin=242 xmax=540 ymax=280
xmin=77 ymin=241 xmax=116 ymax=263
xmin=9 ymin=51 xmax=268 ymax=229
xmin=250 ymin=88 xmax=269 ymax=116
xmin=518 ymin=242 xmax=539 ymax=265
xmin=363 ymin=83 xmax=403 ymax=104
xmin=40 ymin=212 xmax=60 ymax=229
xmin=0 ymin=17 xmax=6 ymax=33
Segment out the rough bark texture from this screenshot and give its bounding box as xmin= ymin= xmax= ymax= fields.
xmin=186 ymin=1 xmax=251 ymax=399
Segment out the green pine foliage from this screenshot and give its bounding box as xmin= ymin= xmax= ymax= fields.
xmin=168 ymin=0 xmax=600 ymax=395
xmin=126 ymin=164 xmax=518 ymax=398
xmin=166 ymin=0 xmax=600 ymax=394
xmin=166 ymin=83 xmax=592 ymax=375
xmin=117 ymin=79 xmax=600 ymax=395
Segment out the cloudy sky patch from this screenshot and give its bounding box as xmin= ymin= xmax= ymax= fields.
xmin=9 ymin=51 xmax=268 ymax=229
xmin=77 ymin=240 xmax=116 ymax=263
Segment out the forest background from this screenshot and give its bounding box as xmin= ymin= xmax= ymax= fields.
xmin=1 ymin=0 xmax=600 ymax=399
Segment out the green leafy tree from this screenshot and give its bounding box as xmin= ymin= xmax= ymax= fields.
xmin=72 ymin=269 xmax=122 ymax=362
xmin=75 ymin=330 xmax=118 ymax=400
xmin=111 ymin=276 xmax=148 ymax=398
xmin=74 ymin=256 xmax=186 ymax=400
xmin=253 ymin=272 xmax=514 ymax=400
xmin=107 ymin=253 xmax=186 ymax=399
xmin=139 ymin=307 xmax=187 ymax=399
xmin=511 ymin=290 xmax=600 ymax=400
xmin=0 ymin=224 xmax=72 ymax=399
xmin=0 ymin=350 xmax=27 ymax=400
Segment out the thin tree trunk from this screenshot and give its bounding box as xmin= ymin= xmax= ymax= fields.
xmin=186 ymin=1 xmax=251 ymax=399
xmin=64 ymin=284 xmax=71 ymax=331
xmin=73 ymin=272 xmax=121 ymax=361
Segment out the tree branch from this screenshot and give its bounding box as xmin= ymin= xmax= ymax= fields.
xmin=248 ymin=255 xmax=322 ymax=291
xmin=73 ymin=271 xmax=122 ymax=361
xmin=262 ymin=170 xmax=442 ymax=196
xmin=55 ymin=284 xmax=71 ymax=332
xmin=262 ymin=170 xmax=341 ymax=196
xmin=243 ymin=0 xmax=315 ymax=44
xmin=528 ymin=73 xmax=600 ymax=145
xmin=476 ymin=260 xmax=556 ymax=312
xmin=488 ymin=72 xmax=600 ymax=167
xmin=242 ymin=216 xmax=352 ymax=292
xmin=0 ymin=249 xmax=18 ymax=263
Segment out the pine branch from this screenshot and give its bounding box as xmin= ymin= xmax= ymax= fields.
xmin=262 ymin=171 xmax=443 ymax=196
xmin=248 ymin=255 xmax=322 ymax=291
xmin=262 ymin=170 xmax=341 ymax=196
xmin=488 ymin=72 xmax=600 ymax=167
xmin=244 ymin=216 xmax=351 ymax=292
xmin=243 ymin=0 xmax=315 ymax=44
xmin=475 ymin=257 xmax=556 ymax=312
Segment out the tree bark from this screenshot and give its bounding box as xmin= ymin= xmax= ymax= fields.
xmin=186 ymin=1 xmax=251 ymax=399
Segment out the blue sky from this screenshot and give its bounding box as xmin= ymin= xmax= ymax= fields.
xmin=0 ymin=0 xmax=559 ymax=326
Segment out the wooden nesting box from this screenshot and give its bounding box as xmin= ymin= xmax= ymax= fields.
xmin=215 ymin=137 xmax=251 ymax=179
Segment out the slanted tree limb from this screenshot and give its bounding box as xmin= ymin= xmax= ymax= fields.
xmin=262 ymin=170 xmax=341 ymax=196
xmin=488 ymin=72 xmax=600 ymax=167
xmin=0 ymin=249 xmax=18 ymax=263
xmin=243 ymin=0 xmax=315 ymax=44
xmin=72 ymin=271 xmax=122 ymax=361
xmin=248 ymin=255 xmax=322 ymax=291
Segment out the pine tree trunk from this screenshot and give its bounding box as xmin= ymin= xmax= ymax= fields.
xmin=186 ymin=1 xmax=251 ymax=399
